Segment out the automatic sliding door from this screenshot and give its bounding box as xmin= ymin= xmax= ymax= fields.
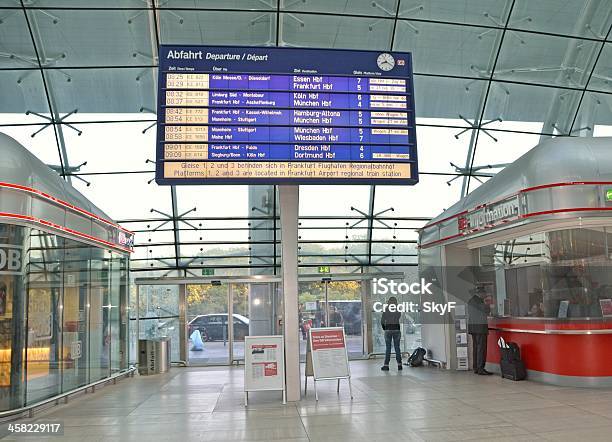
xmin=369 ymin=276 xmax=421 ymax=356
xmin=298 ymin=281 xmax=327 ymax=361
xmin=137 ymin=285 xmax=181 ymax=363
xmin=186 ymin=284 xmax=229 ymax=365
xmin=231 ymin=282 xmax=276 ymax=363
xmin=327 ymin=281 xmax=364 ymax=358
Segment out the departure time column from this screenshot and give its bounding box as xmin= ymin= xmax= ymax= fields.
xmin=164 ymin=73 xmax=210 ymax=175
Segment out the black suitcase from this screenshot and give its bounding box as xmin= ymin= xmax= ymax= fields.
xmin=500 ymin=358 xmax=527 ymax=381
xmin=500 ymin=342 xmax=526 ymax=381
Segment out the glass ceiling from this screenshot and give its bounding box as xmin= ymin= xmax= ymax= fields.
xmin=1 ymin=0 xmax=611 ymax=277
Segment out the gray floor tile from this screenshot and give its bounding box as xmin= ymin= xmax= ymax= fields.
xmin=4 ymin=360 xmax=612 ymax=442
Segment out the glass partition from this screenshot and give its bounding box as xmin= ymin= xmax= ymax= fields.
xmin=89 ymin=248 xmax=111 ymax=382
xmin=61 ymin=239 xmax=91 ymax=392
xmin=25 ymin=231 xmax=62 ymax=404
xmin=0 ymin=224 xmax=26 ymax=411
xmin=0 ymin=223 xmax=130 ymax=412
xmin=480 ymin=226 xmax=612 ymax=319
xmin=138 ymin=285 xmax=181 ymax=363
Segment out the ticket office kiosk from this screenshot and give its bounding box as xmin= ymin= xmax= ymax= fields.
xmin=419 ymin=137 xmax=612 ymax=387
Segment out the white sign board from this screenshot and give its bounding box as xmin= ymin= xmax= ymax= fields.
xmin=244 ymin=335 xmax=285 ymax=405
xmin=309 ymin=327 xmax=350 ymax=379
xmin=304 ymin=301 xmax=317 ymax=311
xmin=306 ymin=327 xmax=353 ymax=401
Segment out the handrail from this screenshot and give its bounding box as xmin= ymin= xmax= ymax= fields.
xmin=0 ymin=367 xmax=137 ymax=420
xmin=489 ymin=326 xmax=612 ymax=335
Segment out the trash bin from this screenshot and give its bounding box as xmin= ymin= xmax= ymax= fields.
xmin=138 ymin=338 xmax=171 ymax=375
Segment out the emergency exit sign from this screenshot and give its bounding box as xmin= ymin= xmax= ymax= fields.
xmin=202 ymin=268 xmax=215 ymax=276
xmin=317 ymin=266 xmax=331 ymax=274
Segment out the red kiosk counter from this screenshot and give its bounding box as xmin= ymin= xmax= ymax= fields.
xmin=419 ymin=136 xmax=612 ymax=387
xmin=487 ymin=317 xmax=612 ymax=386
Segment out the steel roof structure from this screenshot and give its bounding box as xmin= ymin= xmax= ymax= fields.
xmin=1 ymin=0 xmax=611 ymax=276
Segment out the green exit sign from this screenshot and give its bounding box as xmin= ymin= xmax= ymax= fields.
xmin=606 ymin=189 xmax=612 ymax=202
xmin=317 ymin=265 xmax=331 ymax=274
xmin=202 ymin=268 xmax=215 ymax=276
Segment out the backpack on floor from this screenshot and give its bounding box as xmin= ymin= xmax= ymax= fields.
xmin=407 ymin=347 xmax=426 ymax=367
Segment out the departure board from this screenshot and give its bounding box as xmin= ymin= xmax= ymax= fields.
xmin=155 ymin=45 xmax=418 ymax=185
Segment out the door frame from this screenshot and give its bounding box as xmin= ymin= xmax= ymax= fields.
xmin=135 ymin=276 xmax=282 ymax=366
xmin=135 ymin=272 xmax=406 ymax=364
xmin=298 ymin=272 xmax=405 ymax=360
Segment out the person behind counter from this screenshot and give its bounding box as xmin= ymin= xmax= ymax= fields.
xmin=468 ymin=286 xmax=493 ymax=375
xmin=381 ymin=296 xmax=403 ymax=371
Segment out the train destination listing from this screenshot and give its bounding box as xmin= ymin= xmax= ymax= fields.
xmin=155 ymin=46 xmax=418 ymax=185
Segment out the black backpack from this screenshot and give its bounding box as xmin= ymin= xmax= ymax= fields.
xmin=407 ymin=347 xmax=426 ymax=367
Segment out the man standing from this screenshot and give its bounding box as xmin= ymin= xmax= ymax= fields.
xmin=381 ymin=296 xmax=403 ymax=371
xmin=468 ymin=286 xmax=492 ymax=375
xmin=329 ymin=306 xmax=343 ymax=327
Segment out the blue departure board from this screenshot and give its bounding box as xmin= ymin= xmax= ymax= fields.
xmin=155 ymin=45 xmax=418 ymax=185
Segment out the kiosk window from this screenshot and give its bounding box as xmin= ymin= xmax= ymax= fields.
xmin=479 ymin=227 xmax=612 ymax=319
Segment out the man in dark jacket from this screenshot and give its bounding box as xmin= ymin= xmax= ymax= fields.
xmin=468 ymin=286 xmax=492 ymax=375
xmin=329 ymin=306 xmax=343 ymax=327
xmin=381 ymin=296 xmax=402 ymax=371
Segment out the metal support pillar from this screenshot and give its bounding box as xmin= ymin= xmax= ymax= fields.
xmin=179 ymin=283 xmax=186 ymax=363
xmin=279 ymin=185 xmax=300 ymax=401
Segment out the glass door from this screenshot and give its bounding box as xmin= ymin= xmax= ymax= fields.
xmin=131 ymin=279 xmax=279 ymax=367
xmin=137 ymin=285 xmax=181 ymax=363
xmin=186 ymin=283 xmax=229 ymax=365
xmin=368 ymin=275 xmax=421 ymax=356
xmin=327 ymin=281 xmax=364 ymax=358
xmin=230 ymin=282 xmax=277 ymax=363
xmin=298 ymin=281 xmax=326 ymax=361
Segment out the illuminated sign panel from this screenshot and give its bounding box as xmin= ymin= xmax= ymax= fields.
xmin=155 ymin=45 xmax=418 ymax=185
xmin=458 ymin=196 xmax=521 ymax=232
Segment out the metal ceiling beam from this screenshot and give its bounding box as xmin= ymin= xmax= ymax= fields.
xmin=568 ymin=19 xmax=612 ymax=135
xmin=146 ymin=0 xmax=183 ymax=272
xmin=366 ymin=186 xmax=376 ymax=266
xmin=18 ymin=1 xmax=69 ymax=181
xmin=464 ymin=0 xmax=516 ymax=195
xmin=540 ymin=0 xmax=608 ymax=140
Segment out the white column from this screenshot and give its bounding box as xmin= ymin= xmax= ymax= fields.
xmin=279 ymin=184 xmax=300 ymax=401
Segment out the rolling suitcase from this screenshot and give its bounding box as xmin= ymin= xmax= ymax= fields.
xmin=499 ymin=341 xmax=526 ymax=381
xmin=500 ymin=358 xmax=527 ymax=381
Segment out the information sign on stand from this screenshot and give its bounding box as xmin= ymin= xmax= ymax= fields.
xmin=244 ymin=335 xmax=286 ymax=406
xmin=305 ymin=327 xmax=353 ymax=401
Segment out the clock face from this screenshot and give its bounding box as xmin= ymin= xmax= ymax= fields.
xmin=377 ymin=53 xmax=395 ymax=71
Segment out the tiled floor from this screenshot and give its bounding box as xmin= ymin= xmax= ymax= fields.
xmin=4 ymin=360 xmax=612 ymax=441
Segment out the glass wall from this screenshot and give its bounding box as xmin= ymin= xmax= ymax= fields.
xmin=137 ymin=285 xmax=181 ymax=363
xmin=480 ymin=227 xmax=612 ymax=319
xmin=0 ymin=223 xmax=130 ymax=412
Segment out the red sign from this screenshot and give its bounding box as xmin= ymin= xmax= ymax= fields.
xmin=264 ymin=362 xmax=277 ymax=376
xmin=311 ymin=329 xmax=345 ymax=351
xmin=458 ymin=216 xmax=468 ymax=231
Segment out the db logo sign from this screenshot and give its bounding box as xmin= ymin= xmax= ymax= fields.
xmin=0 ymin=245 xmax=23 ymax=275
xmin=71 ymin=341 xmax=82 ymax=360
